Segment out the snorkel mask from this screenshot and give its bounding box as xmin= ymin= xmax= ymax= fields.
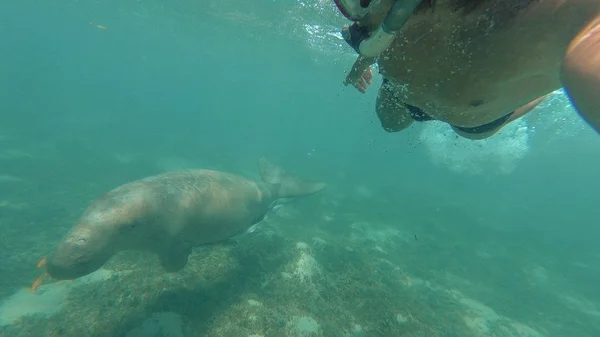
xmin=336 ymin=0 xmax=423 ymax=58
xmin=333 ymin=0 xmax=373 ymax=21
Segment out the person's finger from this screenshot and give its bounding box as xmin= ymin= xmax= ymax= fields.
xmin=357 ymin=77 xmax=366 ymax=89
xmin=364 ymin=68 xmax=373 ymax=82
xmin=356 ymin=79 xmax=367 ymax=93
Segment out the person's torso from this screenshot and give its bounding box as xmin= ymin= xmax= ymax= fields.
xmin=377 ymin=0 xmax=600 ymax=127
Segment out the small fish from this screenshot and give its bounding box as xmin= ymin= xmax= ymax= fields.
xmin=271 ymin=204 xmax=284 ymax=213
xmin=414 ymin=234 xmax=418 ymax=241
xmin=30 ymin=256 xmax=49 ymax=291
xmin=246 ymin=223 xmax=260 ymax=234
xmin=88 ymin=21 xmax=108 ymax=30
xmin=30 ymin=273 xmax=47 ymax=291
xmin=36 ymin=256 xmax=47 ymax=268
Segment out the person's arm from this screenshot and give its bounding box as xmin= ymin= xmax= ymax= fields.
xmin=561 ymin=16 xmax=600 ymax=133
xmin=506 ymin=95 xmax=548 ymax=123
xmin=340 ymin=23 xmax=378 ymax=93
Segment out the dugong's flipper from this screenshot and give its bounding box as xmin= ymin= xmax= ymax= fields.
xmin=159 ymin=243 xmax=192 ymax=273
xmin=258 ymin=157 xmax=326 ymax=199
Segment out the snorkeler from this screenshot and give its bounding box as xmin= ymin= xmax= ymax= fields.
xmin=333 ymin=0 xmax=600 ymax=138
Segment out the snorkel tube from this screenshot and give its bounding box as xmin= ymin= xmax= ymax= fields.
xmin=340 ymin=0 xmax=423 ymax=58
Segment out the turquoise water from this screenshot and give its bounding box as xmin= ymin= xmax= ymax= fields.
xmin=1 ymin=0 xmax=600 ymax=336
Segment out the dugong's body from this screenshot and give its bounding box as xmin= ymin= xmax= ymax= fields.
xmin=41 ymin=158 xmax=325 ymax=281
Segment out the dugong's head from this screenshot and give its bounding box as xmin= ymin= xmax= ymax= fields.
xmin=45 ymin=203 xmax=145 ymax=280
xmin=45 ymin=225 xmax=116 ymax=280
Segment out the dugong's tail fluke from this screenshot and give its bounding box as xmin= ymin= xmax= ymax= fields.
xmin=258 ymin=157 xmax=326 ymax=198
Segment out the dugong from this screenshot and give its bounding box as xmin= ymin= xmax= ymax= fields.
xmin=32 ymin=158 xmax=325 ymax=289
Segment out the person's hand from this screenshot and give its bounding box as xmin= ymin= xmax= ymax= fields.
xmin=344 ymin=66 xmax=373 ymax=93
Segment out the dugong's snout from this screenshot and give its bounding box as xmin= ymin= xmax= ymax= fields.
xmin=45 ymin=232 xmax=114 ymax=280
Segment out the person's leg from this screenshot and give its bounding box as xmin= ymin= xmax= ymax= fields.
xmin=376 ymin=79 xmax=416 ymax=132
xmin=561 ymin=16 xmax=600 ymax=133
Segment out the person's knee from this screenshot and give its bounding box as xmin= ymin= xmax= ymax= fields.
xmin=378 ymin=112 xmax=413 ymax=132
xmin=376 ymin=88 xmax=413 ymax=132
